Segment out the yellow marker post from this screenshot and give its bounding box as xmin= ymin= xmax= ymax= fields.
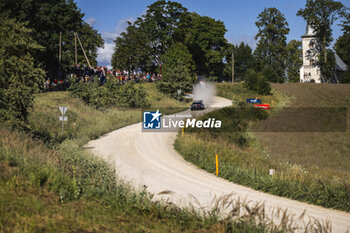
xmin=182 ymin=127 xmax=184 ymax=136
xmin=215 ymin=154 xmax=219 ymax=176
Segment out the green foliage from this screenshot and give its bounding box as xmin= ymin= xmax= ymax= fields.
xmin=112 ymin=1 xmax=229 ymax=78
xmin=256 ymin=75 xmax=272 ymax=95
xmin=285 ymin=40 xmax=303 ymax=83
xmin=183 ymin=12 xmax=228 ymax=78
xmin=112 ymin=23 xmax=152 ymax=72
xmin=157 ymin=42 xmax=196 ymax=97
xmin=262 ymin=66 xmax=283 ymax=83
xmin=317 ymin=49 xmax=336 ymax=81
xmin=297 ymin=0 xmax=344 ymax=77
xmin=297 ymin=0 xmax=345 ymax=49
xmin=341 ymin=70 xmax=350 ymax=83
xmin=70 ymin=80 xmax=150 ymax=109
xmin=0 ymin=0 xmax=103 ymax=73
xmin=134 ymin=0 xmax=188 ymax=65
xmin=254 ymin=8 xmax=289 ymax=82
xmin=187 ymin=106 xmax=268 ymax=148
xmin=0 ymin=19 xmax=45 ymax=129
xmin=334 ymin=12 xmax=350 ymax=67
xmin=244 ymin=69 xmax=271 ymax=95
xmin=224 ymin=42 xmax=254 ymax=82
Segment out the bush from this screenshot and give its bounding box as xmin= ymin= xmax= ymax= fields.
xmin=0 ymin=19 xmax=45 ymax=129
xmin=342 ymin=70 xmax=350 ymax=83
xmin=256 ymin=75 xmax=271 ymax=95
xmin=69 ymin=80 xmax=150 ymax=108
xmin=262 ymin=65 xmax=284 ymax=83
xmin=186 ymin=106 xmax=268 ymax=148
xmin=244 ymin=69 xmax=271 ymax=95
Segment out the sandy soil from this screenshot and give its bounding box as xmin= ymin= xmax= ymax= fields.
xmin=86 ymin=96 xmax=350 ymax=232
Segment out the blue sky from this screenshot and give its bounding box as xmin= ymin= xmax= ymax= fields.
xmin=75 ymin=0 xmax=349 ymax=67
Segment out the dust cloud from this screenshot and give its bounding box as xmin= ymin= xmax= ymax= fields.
xmin=192 ymin=82 xmax=216 ymax=106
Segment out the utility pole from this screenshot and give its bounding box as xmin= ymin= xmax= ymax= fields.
xmin=74 ymin=32 xmax=77 ymax=65
xmin=76 ymin=32 xmax=92 ymax=68
xmin=59 ymin=31 xmax=62 ymax=63
xmin=231 ymin=49 xmax=234 ymax=83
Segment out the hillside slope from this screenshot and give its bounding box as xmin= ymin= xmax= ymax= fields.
xmin=256 ymin=83 xmax=350 ymax=174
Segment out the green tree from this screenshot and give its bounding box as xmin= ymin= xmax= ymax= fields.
xmin=244 ymin=69 xmax=271 ymax=95
xmin=0 ymin=19 xmax=45 ymax=128
xmin=254 ymin=8 xmax=290 ymax=82
xmin=157 ymin=42 xmax=196 ymax=97
xmin=135 ymin=0 xmax=188 ymax=66
xmin=224 ymin=42 xmax=254 ymax=82
xmin=341 ymin=71 xmax=350 ymax=83
xmin=112 ymin=23 xmax=152 ymax=73
xmin=317 ymin=49 xmax=336 ymax=82
xmin=0 ymin=0 xmax=103 ymax=74
xmin=183 ymin=13 xmax=228 ymax=79
xmin=334 ymin=11 xmax=350 ymax=67
xmin=297 ymin=0 xmax=344 ymax=66
xmin=285 ymin=40 xmax=303 ymax=83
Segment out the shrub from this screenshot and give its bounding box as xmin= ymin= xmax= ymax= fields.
xmin=244 ymin=69 xmax=271 ymax=95
xmin=342 ymin=70 xmax=350 ymax=83
xmin=0 ymin=19 xmax=45 ymax=129
xmin=262 ymin=65 xmax=284 ymax=83
xmin=69 ymin=80 xmax=149 ymax=108
xmin=256 ymin=75 xmax=271 ymax=95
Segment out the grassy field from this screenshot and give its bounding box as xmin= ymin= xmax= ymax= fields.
xmin=256 ymin=83 xmax=350 ymax=174
xmin=175 ymin=83 xmax=350 ymax=212
xmin=28 ymin=82 xmax=187 ymax=146
xmin=2 ymin=83 xmax=296 ymax=232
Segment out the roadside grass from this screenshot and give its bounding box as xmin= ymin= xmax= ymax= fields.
xmin=0 ymin=129 xmax=330 ymax=232
xmin=1 ymin=83 xmax=290 ymax=232
xmin=28 ymin=83 xmax=188 ymax=146
xmin=175 ymin=83 xmax=350 ymax=212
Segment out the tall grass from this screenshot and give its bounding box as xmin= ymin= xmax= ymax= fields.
xmin=28 ymin=83 xmax=188 ymax=146
xmin=1 ymin=83 xmax=333 ymax=232
xmin=0 ymin=128 xmax=331 ymax=232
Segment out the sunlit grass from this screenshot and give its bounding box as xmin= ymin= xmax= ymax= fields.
xmin=175 ymin=83 xmax=350 ymax=212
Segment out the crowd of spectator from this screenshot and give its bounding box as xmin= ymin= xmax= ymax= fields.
xmin=71 ymin=64 xmax=162 ymax=84
xmin=43 ymin=64 xmax=163 ymax=90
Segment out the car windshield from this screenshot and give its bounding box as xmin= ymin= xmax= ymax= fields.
xmin=193 ymin=100 xmax=202 ymax=104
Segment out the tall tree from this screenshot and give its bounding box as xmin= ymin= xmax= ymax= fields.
xmin=135 ymin=0 xmax=188 ymax=66
xmin=285 ymin=40 xmax=303 ymax=83
xmin=183 ymin=12 xmax=228 ymax=79
xmin=157 ymin=42 xmax=196 ymax=97
xmin=297 ymin=0 xmax=344 ymax=66
xmin=334 ymin=11 xmax=350 ymax=67
xmin=223 ymin=42 xmax=254 ymax=82
xmin=254 ymin=8 xmax=290 ymax=82
xmin=234 ymin=42 xmax=254 ymax=82
xmin=0 ymin=0 xmax=103 ymax=74
xmin=112 ymin=23 xmax=152 ymax=73
xmin=0 ymin=19 xmax=45 ymax=128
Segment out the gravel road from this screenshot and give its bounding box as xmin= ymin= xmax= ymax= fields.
xmin=86 ymin=96 xmax=350 ymax=232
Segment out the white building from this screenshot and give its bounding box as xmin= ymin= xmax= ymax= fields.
xmin=300 ymin=24 xmax=322 ymax=83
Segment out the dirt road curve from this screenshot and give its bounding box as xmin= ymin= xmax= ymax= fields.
xmin=87 ymin=96 xmax=350 ymax=232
